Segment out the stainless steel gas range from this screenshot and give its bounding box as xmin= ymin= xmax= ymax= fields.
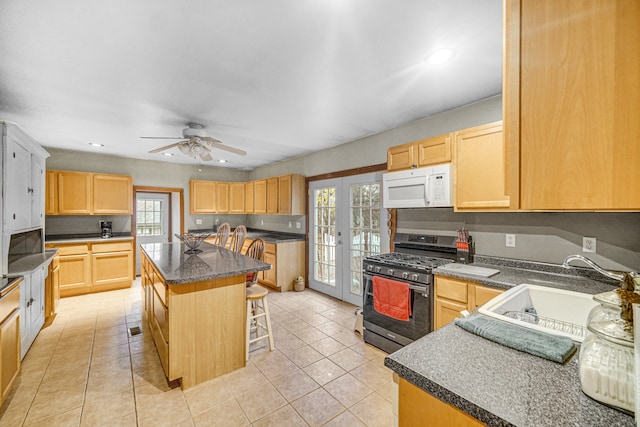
xmin=362 ymin=233 xmax=457 ymax=353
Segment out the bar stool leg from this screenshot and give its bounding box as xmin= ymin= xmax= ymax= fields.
xmin=246 ymin=298 xmax=252 ymax=361
xmin=263 ymin=297 xmax=275 ymax=351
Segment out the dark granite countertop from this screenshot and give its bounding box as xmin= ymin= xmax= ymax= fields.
xmin=187 ymin=228 xmax=305 ymax=243
xmin=141 ymin=241 xmax=271 ymax=285
xmin=45 ymin=233 xmax=134 ymax=244
xmin=432 ymin=255 xmax=620 ymax=294
xmin=385 ymin=324 xmax=634 ymax=426
xmin=387 ymin=255 xmax=633 ymax=426
xmin=8 ymin=249 xmax=57 ymax=276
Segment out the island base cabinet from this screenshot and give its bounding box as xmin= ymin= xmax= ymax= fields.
xmin=141 ymin=252 xmax=246 ymax=389
xmin=398 ymin=378 xmax=485 ymax=426
xmin=0 ymin=283 xmax=21 ymax=406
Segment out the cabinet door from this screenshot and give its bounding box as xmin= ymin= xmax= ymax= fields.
xmin=92 ymin=251 xmax=133 ymax=292
xmin=29 ymin=267 xmax=45 ymax=336
xmin=455 ymin=122 xmax=510 ymax=210
xmin=0 ymin=308 xmax=20 ymax=402
xmin=514 ymin=0 xmax=640 ymax=210
xmin=93 ymin=174 xmax=132 ymax=215
xmin=18 ymin=278 xmax=31 ymax=359
xmin=434 ymin=298 xmax=467 ymax=330
xmin=5 ymin=136 xmax=31 ymax=231
xmin=277 ymin=175 xmax=292 ymax=214
xmin=416 ymin=134 xmax=452 ymax=167
xmin=216 ymin=182 xmax=229 ymax=213
xmin=471 ymin=285 xmax=503 ymax=309
xmin=229 ymin=182 xmax=245 ymax=213
xmin=266 ymin=178 xmax=278 ymax=214
xmin=245 ymin=182 xmax=254 ymax=213
xmin=387 ymin=143 xmax=415 ymax=171
xmin=58 ymin=253 xmax=91 ymax=297
xmin=190 ymin=180 xmax=216 ymax=213
xmin=58 ymin=171 xmax=92 ymax=214
xmin=45 ymin=170 xmax=58 ymax=215
xmin=254 ymin=180 xmax=267 ymax=214
xmin=261 ymin=251 xmax=277 ymax=287
xmin=30 ymin=154 xmax=45 ymax=227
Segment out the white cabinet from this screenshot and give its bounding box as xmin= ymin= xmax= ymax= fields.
xmin=2 ymin=122 xmax=49 ymax=234
xmin=19 ymin=265 xmax=46 ymax=360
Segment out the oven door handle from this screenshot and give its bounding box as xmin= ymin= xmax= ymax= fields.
xmin=408 ymin=284 xmax=427 ymax=292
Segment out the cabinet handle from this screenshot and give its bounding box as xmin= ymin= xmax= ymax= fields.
xmin=27 ymin=187 xmax=34 ymax=193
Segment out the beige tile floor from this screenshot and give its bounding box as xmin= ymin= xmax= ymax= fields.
xmin=0 ymin=279 xmax=395 ymax=426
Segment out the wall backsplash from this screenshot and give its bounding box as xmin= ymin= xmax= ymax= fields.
xmin=46 ymin=216 xmax=131 ymax=237
xmin=397 ymin=208 xmax=640 ymax=271
xmin=247 ymin=215 xmax=306 ymax=235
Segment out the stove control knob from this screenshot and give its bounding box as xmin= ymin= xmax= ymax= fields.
xmin=367 ymin=265 xmax=373 ymax=271
xmin=411 ymin=273 xmax=419 ymax=281
xmin=402 ymin=272 xmax=409 ymax=279
xmin=387 ymin=269 xmax=395 ymax=276
xmin=374 ymin=266 xmax=381 ymax=273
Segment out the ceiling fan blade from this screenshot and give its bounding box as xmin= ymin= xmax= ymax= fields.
xmin=201 ymin=137 xmax=247 ymax=156
xmin=149 ymin=142 xmax=182 ymax=153
xmin=141 ymin=136 xmax=183 ymax=139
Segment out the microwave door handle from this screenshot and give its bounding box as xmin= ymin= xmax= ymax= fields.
xmin=426 ymin=175 xmax=434 ymax=206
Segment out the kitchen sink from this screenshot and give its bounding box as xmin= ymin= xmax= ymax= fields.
xmin=477 ymin=284 xmax=599 ymax=343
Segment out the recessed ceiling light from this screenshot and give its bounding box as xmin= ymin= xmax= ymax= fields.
xmin=218 ymin=159 xmax=227 ymax=163
xmin=88 ymin=142 xmax=104 ymax=147
xmin=163 ymin=153 xmax=174 ymax=156
xmin=424 ymin=48 xmax=456 ymax=65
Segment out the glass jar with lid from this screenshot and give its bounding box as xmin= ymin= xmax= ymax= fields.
xmin=579 ymin=319 xmax=635 ymax=413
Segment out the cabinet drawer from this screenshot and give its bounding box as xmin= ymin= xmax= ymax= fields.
xmin=54 ymin=244 xmax=90 ymax=256
xmin=264 ymin=242 xmax=276 ymax=254
xmin=435 ymin=277 xmax=468 ymax=303
xmin=473 ymin=285 xmax=503 ymax=308
xmin=0 ymin=285 xmax=20 ymax=323
xmin=92 ymin=241 xmax=132 ymax=253
xmin=152 ymin=287 xmax=169 ymax=343
xmin=153 ymin=280 xmax=168 ymax=307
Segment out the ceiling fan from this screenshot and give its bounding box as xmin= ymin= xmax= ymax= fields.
xmin=142 ymin=123 xmax=247 ymax=161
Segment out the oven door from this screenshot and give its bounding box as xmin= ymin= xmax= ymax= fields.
xmin=362 ymin=272 xmax=433 ymax=352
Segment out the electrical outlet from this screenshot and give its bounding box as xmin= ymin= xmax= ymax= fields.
xmin=583 ymin=237 xmax=597 ymax=253
xmin=288 ymin=221 xmax=292 ymax=228
xmin=296 ymin=222 xmax=301 ymax=229
xmin=260 ymin=219 xmax=264 ymax=226
xmin=506 ymin=234 xmax=516 ymax=247
xmin=196 ymin=219 xmax=202 ymax=225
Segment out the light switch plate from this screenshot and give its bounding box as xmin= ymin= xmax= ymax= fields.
xmin=506 ymin=234 xmax=516 ymax=247
xmin=196 ymin=219 xmax=202 ymax=225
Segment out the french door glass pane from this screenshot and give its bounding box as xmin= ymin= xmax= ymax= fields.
xmin=313 ymin=187 xmax=336 ymax=287
xmin=349 ymin=183 xmax=381 ymax=296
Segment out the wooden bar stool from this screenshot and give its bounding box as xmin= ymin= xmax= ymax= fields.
xmin=246 ymin=285 xmax=274 ymax=361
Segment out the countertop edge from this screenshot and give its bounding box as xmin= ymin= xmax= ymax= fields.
xmin=8 ymin=250 xmax=57 ymax=276
xmin=46 ymin=236 xmax=134 ymax=244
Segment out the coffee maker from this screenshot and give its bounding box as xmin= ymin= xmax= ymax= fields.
xmin=100 ymin=221 xmax=113 ymax=238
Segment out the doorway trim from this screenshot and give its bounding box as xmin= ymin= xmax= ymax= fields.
xmin=132 ymin=186 xmax=184 ymax=276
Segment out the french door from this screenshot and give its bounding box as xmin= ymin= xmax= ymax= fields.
xmin=308 ymin=172 xmax=389 ymax=306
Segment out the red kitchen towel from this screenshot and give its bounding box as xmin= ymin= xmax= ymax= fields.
xmin=373 ymin=276 xmax=411 ymax=321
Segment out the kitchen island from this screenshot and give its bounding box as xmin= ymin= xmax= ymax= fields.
xmin=140 ymin=241 xmax=270 ymax=389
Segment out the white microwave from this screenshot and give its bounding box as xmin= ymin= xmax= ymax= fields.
xmin=382 ymin=164 xmax=452 ymax=208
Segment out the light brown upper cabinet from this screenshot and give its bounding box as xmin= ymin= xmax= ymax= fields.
xmin=216 ymin=182 xmax=229 ymax=213
xmin=229 ymin=182 xmax=245 ymax=213
xmin=387 ymin=134 xmax=452 ymax=171
xmin=454 ymin=121 xmax=511 ymax=210
xmin=278 ymin=174 xmax=305 ymax=215
xmin=190 ymin=180 xmax=216 ymax=213
xmin=504 ymin=0 xmax=640 ymax=210
xmin=266 ymin=177 xmax=279 ymax=214
xmin=49 ymin=170 xmax=132 ymax=215
xmin=244 ymin=181 xmax=254 ymax=213
xmin=93 ymin=174 xmax=133 ymax=215
xmin=254 ymin=180 xmax=267 ymax=214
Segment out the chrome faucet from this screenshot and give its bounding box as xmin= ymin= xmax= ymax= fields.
xmin=562 ymin=254 xmax=637 ymax=282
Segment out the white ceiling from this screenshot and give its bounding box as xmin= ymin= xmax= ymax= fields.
xmin=0 ymin=0 xmax=502 ymax=170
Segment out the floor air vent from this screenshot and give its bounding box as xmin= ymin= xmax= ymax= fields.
xmin=128 ymin=326 xmax=142 ymax=337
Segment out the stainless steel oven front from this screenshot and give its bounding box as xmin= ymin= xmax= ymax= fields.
xmin=362 ymin=271 xmax=433 ymax=354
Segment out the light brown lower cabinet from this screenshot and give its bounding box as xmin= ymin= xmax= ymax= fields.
xmin=44 ymin=256 xmax=60 ymax=324
xmin=398 ymin=377 xmax=484 ymax=426
xmin=0 ymin=281 xmax=21 ymax=406
xmin=46 ymin=240 xmax=133 ymax=297
xmin=434 ymin=276 xmax=504 ymax=330
xmin=141 ymin=251 xmax=246 ymax=388
xmin=241 ymin=239 xmax=305 ymax=292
